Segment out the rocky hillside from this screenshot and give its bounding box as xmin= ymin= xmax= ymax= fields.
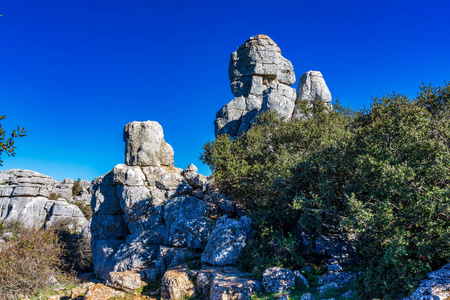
xmin=0 ymin=169 xmax=90 ymax=232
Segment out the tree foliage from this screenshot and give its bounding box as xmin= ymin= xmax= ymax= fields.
xmin=201 ymin=82 xmax=450 ymax=298
xmin=0 ymin=115 xmax=27 ymax=165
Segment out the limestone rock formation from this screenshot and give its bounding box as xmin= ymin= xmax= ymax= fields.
xmin=124 ymin=121 xmax=174 ymax=167
xmin=74 ymin=180 xmax=93 ymax=206
xmin=405 ymin=263 xmax=450 ymax=300
xmin=214 ymin=34 xmax=334 ymax=138
xmin=201 ymin=215 xmax=251 ymax=266
xmin=91 ymin=121 xmax=248 ymax=282
xmin=83 ymin=283 xmax=126 ymax=300
xmin=161 ymin=264 xmax=195 ymax=300
xmin=0 ymin=169 xmax=88 ymax=231
xmin=293 ymin=70 xmax=333 ymax=119
xmin=106 ymin=269 xmax=146 ymax=293
xmin=215 ymin=34 xmax=297 ymax=138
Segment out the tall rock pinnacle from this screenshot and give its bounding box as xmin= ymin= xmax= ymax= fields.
xmin=214 ymin=34 xmax=297 ymax=137
xmin=124 ymin=121 xmax=174 ymax=167
xmin=214 ymin=34 xmax=333 ymax=138
xmin=293 ymin=71 xmax=333 ymax=119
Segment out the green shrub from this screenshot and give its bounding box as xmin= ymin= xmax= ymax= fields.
xmin=72 ymin=179 xmax=82 ymax=197
xmin=202 ymin=101 xmax=353 ymax=276
xmin=202 ymin=82 xmax=450 ymax=299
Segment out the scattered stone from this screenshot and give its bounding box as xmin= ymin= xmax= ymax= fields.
xmin=84 ymin=283 xmax=126 ymax=300
xmin=340 ymin=290 xmax=355 ymax=299
xmin=262 ymin=267 xmax=296 ymax=293
xmin=161 ymin=264 xmax=194 ymax=300
xmin=275 ymin=292 xmax=290 ymax=300
xmin=69 ymin=286 xmax=88 ymax=299
xmin=197 ymin=267 xmax=262 ymax=300
xmin=318 ymin=271 xmax=356 ymax=286
xmin=106 ymin=269 xmax=146 ymax=293
xmin=327 ymin=263 xmax=343 ymax=272
xmin=318 ymin=283 xmax=339 ymax=295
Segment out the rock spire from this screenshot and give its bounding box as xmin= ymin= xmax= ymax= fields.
xmin=214 ymin=34 xmax=333 ymax=138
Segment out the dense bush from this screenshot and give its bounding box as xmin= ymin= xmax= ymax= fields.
xmin=0 ymin=222 xmax=93 ymax=299
xmin=56 ymin=226 xmax=93 ymax=274
xmin=72 ymin=178 xmax=83 ymax=197
xmin=201 ymin=83 xmax=450 ymax=298
xmin=202 ymin=101 xmax=354 ymax=276
xmin=0 ymin=228 xmax=65 ymax=299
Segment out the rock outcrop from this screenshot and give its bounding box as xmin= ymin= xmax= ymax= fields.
xmin=124 ymin=121 xmax=174 ymax=167
xmin=214 ymin=34 xmax=296 ymax=138
xmin=201 ymin=215 xmax=251 ymax=266
xmin=262 ymin=267 xmax=296 ymax=293
xmin=161 ymin=264 xmax=195 ymax=300
xmin=91 ymin=120 xmax=253 ymax=286
xmin=0 ymin=169 xmax=88 ymax=231
xmin=405 ymin=263 xmax=450 ymax=300
xmin=214 ymin=34 xmax=333 ymax=138
xmin=293 ymin=71 xmax=333 ymax=119
xmin=197 ymin=267 xmax=262 ymax=300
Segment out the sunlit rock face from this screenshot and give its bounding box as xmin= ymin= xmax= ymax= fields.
xmin=0 ymin=169 xmax=88 ymax=232
xmin=293 ymin=70 xmax=333 ymax=120
xmin=215 ymin=34 xmax=297 ymax=138
xmin=91 ymin=121 xmax=251 ymax=280
xmin=124 ymin=121 xmax=174 ymax=167
xmin=214 ymin=34 xmax=333 ymax=138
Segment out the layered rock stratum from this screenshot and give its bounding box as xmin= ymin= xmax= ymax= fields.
xmin=0 ymin=169 xmax=89 ymax=232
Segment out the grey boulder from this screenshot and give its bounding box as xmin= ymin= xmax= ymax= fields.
xmin=262 ymin=267 xmax=296 ymax=293
xmin=201 ymin=215 xmax=251 ymax=266
xmin=124 ymin=121 xmax=174 ymax=167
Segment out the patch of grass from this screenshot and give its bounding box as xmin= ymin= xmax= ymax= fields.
xmin=74 ymin=202 xmax=92 ymax=220
xmin=48 ymin=192 xmax=62 ymax=200
xmin=0 ymin=228 xmax=69 ymax=299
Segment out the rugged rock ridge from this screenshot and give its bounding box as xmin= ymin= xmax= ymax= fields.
xmin=214 ymin=34 xmax=333 ymax=138
xmin=0 ymin=169 xmax=89 ymax=232
xmin=90 ymin=120 xmax=255 ymax=300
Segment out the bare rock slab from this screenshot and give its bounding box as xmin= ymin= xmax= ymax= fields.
xmin=161 ymin=264 xmax=194 ymax=300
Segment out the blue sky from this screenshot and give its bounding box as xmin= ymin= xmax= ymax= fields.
xmin=1 ymin=0 xmax=449 ymax=181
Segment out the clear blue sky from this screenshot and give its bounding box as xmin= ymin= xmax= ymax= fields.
xmin=1 ymin=0 xmax=449 ymax=181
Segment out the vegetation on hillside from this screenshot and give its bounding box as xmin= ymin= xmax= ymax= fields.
xmin=201 ymin=82 xmax=450 ymax=299
xmin=0 ymin=223 xmax=93 ymax=299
